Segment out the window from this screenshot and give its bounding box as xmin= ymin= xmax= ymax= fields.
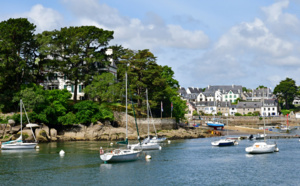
xmin=64 ymin=85 xmax=67 ymax=89
xmin=230 ymin=95 xmax=232 ymax=98
xmin=79 ymin=85 xmax=82 ymax=93
xmin=273 ymin=108 xmax=275 ymax=111
xmin=234 ymin=95 xmax=236 ymax=98
xmin=71 ymin=85 xmax=74 ymax=93
xmin=225 ymin=95 xmax=228 ymax=98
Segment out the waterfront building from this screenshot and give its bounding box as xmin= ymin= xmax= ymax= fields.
xmin=236 ymin=101 xmax=262 ymax=116
xmin=261 ymin=99 xmax=278 ymax=116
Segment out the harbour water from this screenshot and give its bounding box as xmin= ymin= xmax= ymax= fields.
xmin=1 ymin=138 xmax=300 ymax=185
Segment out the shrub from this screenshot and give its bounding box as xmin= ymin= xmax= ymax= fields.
xmin=235 ymin=113 xmax=242 ymax=116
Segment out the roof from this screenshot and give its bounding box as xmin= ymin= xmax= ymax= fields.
xmin=205 ymin=85 xmax=243 ymax=94
xmin=236 ymin=101 xmax=262 ymax=108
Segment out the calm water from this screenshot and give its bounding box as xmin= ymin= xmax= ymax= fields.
xmin=1 ymin=137 xmax=300 ymax=186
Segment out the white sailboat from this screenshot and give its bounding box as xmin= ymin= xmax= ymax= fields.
xmin=129 ymin=89 xmax=161 ymax=150
xmin=100 ymin=72 xmax=141 ymax=163
xmin=0 ymin=100 xmax=38 ymax=150
xmin=245 ymin=94 xmax=279 ymax=154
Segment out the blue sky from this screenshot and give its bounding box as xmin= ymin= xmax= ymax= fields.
xmin=1 ymin=0 xmax=300 ymax=90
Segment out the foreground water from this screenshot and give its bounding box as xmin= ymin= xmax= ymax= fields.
xmin=0 ymin=137 xmax=299 ymax=185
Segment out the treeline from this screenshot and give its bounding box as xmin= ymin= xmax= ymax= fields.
xmin=0 ymin=18 xmax=187 ymax=127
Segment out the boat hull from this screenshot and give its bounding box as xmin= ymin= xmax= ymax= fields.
xmin=129 ymin=143 xmax=161 ymax=150
xmin=211 ymin=139 xmax=236 ymax=146
xmin=100 ymin=149 xmax=140 ymax=163
xmin=1 ymin=142 xmax=37 ymax=150
xmin=149 ymin=137 xmax=167 ymax=143
xmin=245 ymin=142 xmax=278 ymax=154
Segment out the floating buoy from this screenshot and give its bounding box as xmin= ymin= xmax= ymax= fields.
xmin=110 ymin=142 xmax=113 ymax=146
xmin=59 ymin=150 xmax=65 ymax=156
xmin=168 ymin=140 xmax=171 ymax=144
xmin=159 ymin=146 xmax=162 ymax=150
xmin=36 ymin=146 xmax=40 ymax=149
xmin=145 ymin=155 xmax=151 ymax=159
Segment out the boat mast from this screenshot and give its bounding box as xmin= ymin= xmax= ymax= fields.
xmin=146 ymin=88 xmax=150 ymax=138
xmin=125 ymin=72 xmax=128 ymax=140
xmin=20 ymin=99 xmax=22 ymax=141
xmin=263 ymin=89 xmax=266 ymax=142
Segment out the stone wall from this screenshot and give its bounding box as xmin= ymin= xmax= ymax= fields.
xmin=113 ymin=112 xmax=177 ymax=134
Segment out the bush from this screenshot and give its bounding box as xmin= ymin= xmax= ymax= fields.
xmin=235 ymin=113 xmax=242 ymax=116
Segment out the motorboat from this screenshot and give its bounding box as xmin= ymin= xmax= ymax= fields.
xmin=245 ymin=94 xmax=279 ymax=154
xmin=211 ymin=138 xmax=237 ymax=146
xmin=245 ymin=142 xmax=279 ymax=154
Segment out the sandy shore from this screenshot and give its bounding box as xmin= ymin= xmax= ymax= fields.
xmin=223 ymin=126 xmax=278 ymax=136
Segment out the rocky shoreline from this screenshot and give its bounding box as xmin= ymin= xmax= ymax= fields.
xmin=2 ymin=113 xmax=297 ymax=142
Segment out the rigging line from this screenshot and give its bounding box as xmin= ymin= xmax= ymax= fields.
xmin=128 ymin=81 xmax=141 ymax=145
xmin=148 ymin=101 xmax=158 ymax=137
xmin=21 ymin=100 xmax=37 ymax=142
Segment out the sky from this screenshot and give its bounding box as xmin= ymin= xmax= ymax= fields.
xmin=1 ymin=0 xmax=300 ymax=90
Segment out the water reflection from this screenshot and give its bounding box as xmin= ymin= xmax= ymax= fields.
xmin=100 ymin=163 xmax=112 ymax=170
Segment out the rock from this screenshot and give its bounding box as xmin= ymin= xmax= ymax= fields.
xmin=50 ymin=128 xmax=57 ymax=141
xmin=8 ymin=119 xmax=15 ymax=125
xmin=35 ymin=129 xmax=50 ymax=142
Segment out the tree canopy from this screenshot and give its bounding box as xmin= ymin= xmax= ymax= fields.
xmin=37 ymin=26 xmax=114 ymax=102
xmin=273 ymin=78 xmax=298 ymax=110
xmin=0 ymin=18 xmax=38 ymax=111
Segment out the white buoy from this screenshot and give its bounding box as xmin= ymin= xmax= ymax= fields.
xmin=110 ymin=142 xmax=113 ymax=146
xmin=36 ymin=146 xmax=40 ymax=149
xmin=159 ymin=146 xmax=162 ymax=150
xmin=59 ymin=150 xmax=65 ymax=156
xmin=168 ymin=140 xmax=171 ymax=144
xmin=145 ymin=155 xmax=151 ymax=159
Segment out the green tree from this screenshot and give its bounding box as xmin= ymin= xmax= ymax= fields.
xmin=0 ymin=18 xmax=38 ymax=111
xmin=32 ymin=89 xmax=72 ymax=127
xmin=37 ymin=26 xmax=114 ymax=102
xmin=256 ymin=85 xmax=267 ymax=89
xmin=84 ymin=72 xmax=121 ymax=103
xmin=273 ymin=78 xmax=298 ymax=110
xmin=73 ymin=101 xmax=113 ymax=124
xmin=117 ymin=49 xmax=165 ymax=108
xmin=13 ymin=84 xmax=46 ymax=111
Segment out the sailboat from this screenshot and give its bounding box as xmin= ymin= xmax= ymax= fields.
xmin=129 ymin=89 xmax=161 ymax=150
xmin=147 ymin=97 xmax=166 ymax=144
xmin=0 ymin=100 xmax=38 ymax=150
xmin=245 ymin=94 xmax=279 ymax=154
xmin=100 ymin=72 xmax=141 ymax=163
xmin=211 ymin=105 xmax=237 ymax=146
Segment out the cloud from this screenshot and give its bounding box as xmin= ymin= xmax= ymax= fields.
xmin=262 ymin=0 xmax=300 ymax=37
xmin=180 ymin=1 xmax=300 ymax=88
xmin=26 ymin=4 xmax=63 ymax=33
xmin=62 ymin=0 xmax=210 ymax=50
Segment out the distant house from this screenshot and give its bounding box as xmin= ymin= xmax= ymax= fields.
xmin=242 ymin=88 xmax=274 ymax=101
xmin=205 ymin=85 xmax=242 ymax=103
xmin=194 ymin=101 xmax=231 ymax=116
xmin=186 ymin=102 xmax=197 ymax=118
xmin=236 ymin=101 xmax=262 ymax=115
xmin=261 ymin=99 xmax=278 ymax=116
xmin=293 ymin=97 xmax=300 ymax=105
